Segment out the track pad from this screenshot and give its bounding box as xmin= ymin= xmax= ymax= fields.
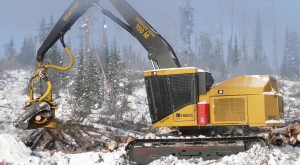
xmin=13 ymin=102 xmax=54 ymax=129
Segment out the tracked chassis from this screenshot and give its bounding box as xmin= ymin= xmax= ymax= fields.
xmin=125 ymin=136 xmax=268 ymax=164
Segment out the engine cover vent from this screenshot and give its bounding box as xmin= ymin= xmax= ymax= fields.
xmin=212 ymin=96 xmax=247 ymax=124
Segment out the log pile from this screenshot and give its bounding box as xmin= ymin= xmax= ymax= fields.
xmin=269 ymin=122 xmax=300 ymax=147
xmin=21 ymin=122 xmax=134 ymax=154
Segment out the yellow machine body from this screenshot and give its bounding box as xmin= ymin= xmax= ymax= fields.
xmin=144 ymin=67 xmax=284 ymax=128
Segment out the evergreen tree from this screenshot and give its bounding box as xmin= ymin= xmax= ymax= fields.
xmin=105 ymin=39 xmax=124 ymax=96
xmin=272 ymin=0 xmax=279 ymax=75
xmin=73 ymin=40 xmax=85 ymax=99
xmin=123 ymin=44 xmax=137 ymax=71
xmin=18 ymin=36 xmax=35 ymax=68
xmin=72 ymin=40 xmax=88 ymax=121
xmin=4 ymin=38 xmax=16 ymax=58
xmin=84 ymin=49 xmax=102 ymax=110
xmin=213 ymin=39 xmax=226 ymax=82
xmin=122 ymin=44 xmax=143 ymax=94
xmin=280 ymin=29 xmax=289 ymax=79
xmin=240 ymin=33 xmax=249 ymax=74
xmin=72 ymin=14 xmax=101 ymax=120
xmin=102 ymin=38 xmax=136 ymax=126
xmin=179 ymin=0 xmax=194 ymax=66
xmin=252 ymin=10 xmax=267 ymax=74
xmin=232 ymin=35 xmax=240 ymax=67
xmin=100 ymin=18 xmax=109 ymax=69
xmin=254 ymin=10 xmax=263 ymax=64
xmin=281 ymin=30 xmax=300 ymax=80
xmin=227 ymin=39 xmax=233 ymax=75
xmin=103 ymin=38 xmax=128 ymax=118
xmin=261 ymin=52 xmax=271 ymax=74
xmin=96 ymin=18 xmax=109 ymax=110
xmin=38 ymin=17 xmax=48 ymax=43
xmin=197 ymin=33 xmax=226 ymax=82
xmin=198 ymin=32 xmax=213 ymax=70
xmin=3 ymin=38 xmax=17 ymax=70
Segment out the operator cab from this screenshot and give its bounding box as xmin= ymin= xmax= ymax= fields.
xmin=144 ymin=67 xmax=214 ymax=124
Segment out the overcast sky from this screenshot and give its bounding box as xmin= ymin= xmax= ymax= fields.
xmin=1 ymin=0 xmax=300 ymax=61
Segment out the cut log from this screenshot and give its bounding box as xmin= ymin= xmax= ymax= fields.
xmin=106 ymin=140 xmax=118 ymax=151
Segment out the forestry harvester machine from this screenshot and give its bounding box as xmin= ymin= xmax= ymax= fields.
xmin=14 ymin=0 xmax=284 ymax=164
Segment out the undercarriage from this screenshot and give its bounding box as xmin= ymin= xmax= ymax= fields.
xmin=125 ymin=136 xmax=268 ymax=164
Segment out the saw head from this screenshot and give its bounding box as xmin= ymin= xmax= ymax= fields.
xmin=14 ymin=102 xmax=57 ymax=129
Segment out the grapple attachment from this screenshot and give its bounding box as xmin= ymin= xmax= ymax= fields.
xmin=14 ymin=64 xmax=59 ymax=130
xmin=13 ymin=102 xmax=57 ymax=129
xmin=14 ymin=35 xmax=74 ymax=130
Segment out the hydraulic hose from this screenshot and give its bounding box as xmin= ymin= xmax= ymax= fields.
xmin=38 ymin=80 xmax=52 ymax=102
xmin=37 ymin=36 xmax=74 ymax=102
xmin=27 ymin=36 xmax=74 ymax=104
xmin=44 ymin=47 xmax=74 ymax=71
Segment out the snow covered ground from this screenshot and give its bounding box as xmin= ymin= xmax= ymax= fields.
xmin=1 ymin=70 xmax=300 ymax=165
xmin=1 ymin=133 xmax=300 ymax=165
xmin=0 ymin=134 xmax=127 ymax=165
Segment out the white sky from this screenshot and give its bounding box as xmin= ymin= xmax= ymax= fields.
xmin=1 ymin=0 xmax=300 ymax=62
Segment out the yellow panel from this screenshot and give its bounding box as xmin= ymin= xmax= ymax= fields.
xmin=215 ymin=75 xmax=270 ymax=88
xmin=210 ymin=96 xmax=248 ymax=125
xmin=245 ymin=95 xmax=284 ymax=127
xmin=247 ymin=95 xmax=265 ymax=126
xmin=265 ymin=95 xmax=278 ymax=119
xmin=144 ymin=67 xmax=198 ymax=77
xmin=209 ymin=75 xmax=277 ymax=95
xmin=152 ymin=104 xmax=197 ymax=127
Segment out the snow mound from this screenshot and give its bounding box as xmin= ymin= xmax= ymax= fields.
xmin=0 ymin=133 xmax=127 ymax=165
xmin=0 ymin=134 xmax=49 ymax=164
xmin=51 ymin=151 xmax=126 ymax=165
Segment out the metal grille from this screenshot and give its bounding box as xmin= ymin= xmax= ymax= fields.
xmin=214 ymin=97 xmax=245 ymax=122
xmin=145 ymin=74 xmax=195 ymax=124
xmin=169 ymin=75 xmax=193 ymax=110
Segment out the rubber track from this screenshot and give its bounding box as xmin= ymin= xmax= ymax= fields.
xmin=125 ymin=136 xmax=268 ymax=164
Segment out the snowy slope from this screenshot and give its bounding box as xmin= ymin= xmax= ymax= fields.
xmin=280 ymin=79 xmax=300 ymax=121
xmin=1 ymin=70 xmax=300 ymax=165
xmin=0 ymin=70 xmax=29 ymax=135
